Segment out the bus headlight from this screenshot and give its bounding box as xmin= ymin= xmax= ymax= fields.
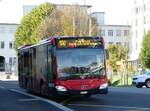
xmin=56 ymin=86 xmax=67 ymax=92
xmin=99 ymin=83 xmax=108 ymax=89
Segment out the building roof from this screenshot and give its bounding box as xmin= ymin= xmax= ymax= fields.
xmin=0 ymin=23 xmax=19 ymax=25
xmin=91 ymin=12 xmax=105 ymax=14
xmin=100 ymin=24 xmax=131 ymax=27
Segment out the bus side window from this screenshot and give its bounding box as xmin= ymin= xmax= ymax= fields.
xmin=23 ymin=51 xmax=30 ymax=75
xmin=29 ymin=49 xmax=32 ymax=76
xmin=36 ymin=45 xmax=47 ymax=76
xmin=32 ymin=48 xmax=36 ymax=75
xmin=47 ymin=45 xmax=53 ymax=81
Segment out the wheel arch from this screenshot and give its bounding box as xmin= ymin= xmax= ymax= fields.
xmin=145 ymin=78 xmax=150 ymax=82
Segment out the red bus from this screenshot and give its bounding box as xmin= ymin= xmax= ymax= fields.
xmin=18 ymin=36 xmax=108 ymax=97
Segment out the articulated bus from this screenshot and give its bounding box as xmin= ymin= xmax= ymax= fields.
xmin=18 ymin=36 xmax=108 ymax=97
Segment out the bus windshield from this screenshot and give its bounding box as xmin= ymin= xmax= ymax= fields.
xmin=56 ymin=48 xmax=105 ymax=80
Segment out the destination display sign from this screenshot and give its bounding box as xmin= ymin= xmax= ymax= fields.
xmin=56 ymin=37 xmax=103 ymax=48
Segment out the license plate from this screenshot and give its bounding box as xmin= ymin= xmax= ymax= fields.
xmin=80 ymin=91 xmax=88 ymax=94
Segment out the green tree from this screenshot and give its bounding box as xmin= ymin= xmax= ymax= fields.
xmin=140 ymin=31 xmax=150 ymax=69
xmin=107 ymin=44 xmax=128 ymax=72
xmin=15 ymin=2 xmax=55 ymax=49
xmin=128 ymin=64 xmax=136 ymax=74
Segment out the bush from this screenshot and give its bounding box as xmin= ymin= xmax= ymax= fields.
xmin=111 ymin=79 xmax=120 ymax=86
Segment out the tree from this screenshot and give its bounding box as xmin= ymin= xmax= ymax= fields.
xmin=36 ymin=5 xmax=99 ymax=40
xmin=15 ymin=2 xmax=55 ymax=49
xmin=127 ymin=64 xmax=136 ymax=74
xmin=140 ymin=31 xmax=150 ymax=69
xmin=107 ymin=44 xmax=128 ymax=72
xmin=90 ymin=17 xmax=99 ymax=36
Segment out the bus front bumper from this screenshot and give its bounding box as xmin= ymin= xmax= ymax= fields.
xmin=57 ymin=87 xmax=108 ymax=96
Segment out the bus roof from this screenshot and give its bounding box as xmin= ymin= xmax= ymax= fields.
xmin=18 ymin=36 xmax=103 ymax=51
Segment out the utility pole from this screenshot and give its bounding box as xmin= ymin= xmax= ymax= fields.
xmin=72 ymin=5 xmax=76 ymax=36
xmin=89 ymin=17 xmax=92 ymax=36
xmin=88 ymin=7 xmax=92 ymax=36
xmin=73 ymin=16 xmax=75 ymax=36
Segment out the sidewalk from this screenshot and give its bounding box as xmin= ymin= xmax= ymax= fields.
xmin=0 ymin=72 xmax=18 ymax=81
xmin=0 ymin=72 xmax=73 ymax=111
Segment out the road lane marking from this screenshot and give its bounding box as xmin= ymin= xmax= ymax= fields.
xmin=10 ymin=89 xmax=73 ymax=111
xmin=0 ymin=86 xmax=5 ymax=89
xmin=61 ymin=97 xmax=75 ymax=105
xmin=68 ymin=104 xmax=150 ymax=110
xmin=126 ymin=109 xmax=150 ymax=111
xmin=19 ymin=98 xmax=40 ymax=102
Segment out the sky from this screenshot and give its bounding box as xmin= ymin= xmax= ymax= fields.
xmin=0 ymin=0 xmax=134 ymax=25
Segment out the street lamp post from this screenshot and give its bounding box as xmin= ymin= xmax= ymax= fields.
xmin=72 ymin=16 xmax=75 ymax=36
xmin=89 ymin=17 xmax=92 ymax=36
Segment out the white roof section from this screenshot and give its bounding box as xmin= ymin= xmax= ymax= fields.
xmin=18 ymin=38 xmax=52 ymax=50
xmin=128 ymin=51 xmax=139 ymax=61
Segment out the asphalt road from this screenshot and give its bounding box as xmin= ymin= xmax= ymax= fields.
xmin=65 ymin=87 xmax=150 ymax=111
xmin=1 ymin=80 xmax=150 ymax=111
xmin=0 ymin=80 xmax=72 ymax=111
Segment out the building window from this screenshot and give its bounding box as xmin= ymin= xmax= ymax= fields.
xmin=100 ymin=29 xmax=105 ymax=36
xmin=13 ymin=57 xmax=17 ymax=65
xmin=8 ymin=57 xmax=16 ymax=66
xmin=9 ymin=41 xmax=13 ymax=49
xmin=116 ymin=30 xmax=121 ymax=36
xmin=144 ymin=16 xmax=146 ymax=24
xmin=135 ymin=7 xmax=138 ymax=14
xmin=0 ymin=41 xmax=5 ymax=49
xmin=116 ymin=42 xmax=121 ymax=45
xmin=144 ymin=4 xmax=146 ymax=11
xmin=124 ymin=30 xmax=129 ymax=36
xmin=135 ymin=30 xmax=138 ymax=38
xmin=9 ymin=57 xmax=13 ymax=65
xmin=108 ymin=30 xmax=113 ymax=36
xmin=135 ymin=19 xmax=138 ymax=26
xmin=108 ymin=42 xmax=113 ymax=45
xmin=124 ymin=42 xmax=129 ymax=47
xmin=135 ymin=42 xmax=138 ymax=50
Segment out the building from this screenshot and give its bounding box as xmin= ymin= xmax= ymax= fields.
xmin=130 ymin=0 xmax=150 ymax=61
xmin=128 ymin=0 xmax=150 ymax=69
xmin=0 ymin=23 xmax=18 ymax=74
xmin=91 ymin=12 xmax=105 ymax=25
xmin=91 ymin=12 xmax=131 ymax=49
xmin=99 ymin=25 xmax=131 ymax=48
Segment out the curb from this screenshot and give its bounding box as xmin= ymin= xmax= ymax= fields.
xmin=0 ymin=75 xmax=18 ymax=81
xmin=10 ymin=89 xmax=74 ymax=111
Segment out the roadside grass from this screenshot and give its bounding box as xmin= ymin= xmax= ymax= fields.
xmin=110 ymin=75 xmax=133 ymax=87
